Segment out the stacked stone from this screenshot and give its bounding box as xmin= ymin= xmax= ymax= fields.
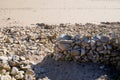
xmin=0 ymin=55 xmax=35 ymax=80
xmin=54 ymin=34 xmax=120 ymax=67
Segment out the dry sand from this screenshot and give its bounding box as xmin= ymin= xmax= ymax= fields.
xmin=0 ymin=0 xmax=120 ymax=27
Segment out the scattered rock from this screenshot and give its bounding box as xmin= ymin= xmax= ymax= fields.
xmin=11 ymin=67 xmax=19 ymax=76
xmin=15 ymin=71 xmax=24 ymax=79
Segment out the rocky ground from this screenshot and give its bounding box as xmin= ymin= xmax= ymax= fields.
xmin=0 ymin=22 xmax=120 ymax=80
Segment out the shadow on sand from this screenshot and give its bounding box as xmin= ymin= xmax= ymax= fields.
xmin=31 ymin=55 xmax=119 ymax=80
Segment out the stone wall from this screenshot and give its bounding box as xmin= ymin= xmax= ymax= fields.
xmin=54 ymin=34 xmax=120 ymax=69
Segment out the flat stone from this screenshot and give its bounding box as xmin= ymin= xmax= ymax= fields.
xmin=58 ymin=43 xmax=71 ymax=51
xmin=29 ymin=46 xmax=38 ymax=50
xmin=71 ymin=50 xmax=80 ymax=57
xmin=20 ymin=65 xmax=31 ymax=70
xmin=99 ymin=50 xmax=108 ymax=54
xmin=75 ymin=40 xmax=82 ymax=45
xmin=58 ymin=40 xmax=73 ymax=44
xmin=73 ymin=45 xmax=81 ymax=50
xmin=20 ymin=56 xmax=26 ymax=61
xmin=59 ymin=34 xmax=72 ymax=40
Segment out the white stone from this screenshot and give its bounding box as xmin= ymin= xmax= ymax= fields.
xmin=11 ymin=67 xmax=19 ymax=76
xmin=15 ymin=71 xmax=24 ymax=79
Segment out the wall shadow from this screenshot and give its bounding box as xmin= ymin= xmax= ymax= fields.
xmin=31 ymin=55 xmax=119 ymax=80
